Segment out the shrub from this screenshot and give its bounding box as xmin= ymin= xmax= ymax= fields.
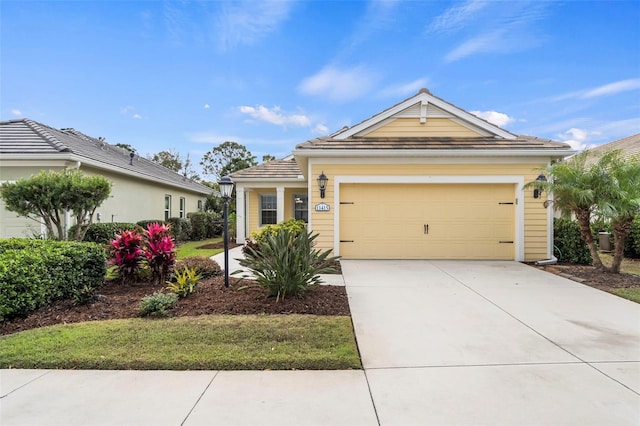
xmin=237 ymin=229 xmax=339 ymax=301
xmin=167 ymin=217 xmax=191 ymax=241
xmin=138 ymin=292 xmax=178 ymax=317
xmin=0 ymin=239 xmax=106 ymax=321
xmin=167 ymin=267 xmax=200 ymax=298
xmin=70 ymin=222 xmax=138 ymax=244
xmin=624 ymin=215 xmax=640 ymax=258
xmin=142 ymin=222 xmax=176 ymax=286
xmin=250 ymin=219 xmax=306 ymax=245
xmin=137 ymin=219 xmax=168 ymax=230
xmin=554 ymin=218 xmax=592 ymax=265
xmin=109 ymin=230 xmax=145 ymax=285
xmin=188 ymin=212 xmax=222 ymax=240
xmin=175 ymin=256 xmax=222 ymax=279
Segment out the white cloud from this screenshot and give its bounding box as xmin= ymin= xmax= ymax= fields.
xmin=549 ymin=78 xmax=640 ymax=102
xmin=582 ymin=78 xmax=640 ymax=99
xmin=120 ymin=105 xmax=135 ymax=114
xmin=379 ymin=78 xmax=429 ymax=98
xmin=298 ymin=65 xmax=379 ymax=102
xmin=216 ymin=0 xmax=294 ymax=51
xmin=428 ymin=0 xmax=489 ymax=33
xmin=312 ymin=123 xmax=329 ymax=134
xmin=470 ymin=110 xmax=514 ymax=127
xmin=132 ymin=114 xmax=142 ymax=120
xmin=557 ymin=128 xmax=599 ymax=152
xmin=203 ymin=103 xmax=211 ymax=109
xmin=11 ymin=109 xmax=22 ymax=116
xmin=239 ymin=105 xmax=311 ymax=128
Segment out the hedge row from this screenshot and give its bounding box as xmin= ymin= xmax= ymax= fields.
xmin=0 ymin=239 xmax=107 ymax=321
xmin=554 ymin=215 xmax=640 ymax=264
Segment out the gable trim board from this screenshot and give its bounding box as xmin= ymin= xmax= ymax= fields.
xmin=231 ymin=89 xmax=574 ymax=262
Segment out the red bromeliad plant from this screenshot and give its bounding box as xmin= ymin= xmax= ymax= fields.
xmin=143 ymin=222 xmax=176 ymax=286
xmin=109 ymin=229 xmax=144 ymax=285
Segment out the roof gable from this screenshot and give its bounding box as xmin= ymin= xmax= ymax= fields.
xmin=334 ymin=88 xmax=516 ymax=140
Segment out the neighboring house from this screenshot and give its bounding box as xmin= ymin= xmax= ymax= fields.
xmin=583 ymin=133 xmax=640 ymax=166
xmin=0 ymin=118 xmax=213 ymax=238
xmin=231 ymin=89 xmax=574 ymax=262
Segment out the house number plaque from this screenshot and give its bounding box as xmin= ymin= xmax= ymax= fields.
xmin=315 ymin=203 xmax=330 ymax=212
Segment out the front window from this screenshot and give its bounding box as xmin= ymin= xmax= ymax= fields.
xmin=260 ymin=194 xmax=277 ymax=226
xmin=197 ymin=200 xmax=203 ymax=212
xmin=164 ymin=195 xmax=171 ymax=221
xmin=179 ymin=197 xmax=186 ymax=218
xmin=293 ymin=194 xmax=308 ymax=223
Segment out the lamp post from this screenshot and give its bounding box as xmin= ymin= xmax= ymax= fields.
xmin=218 ymin=176 xmax=235 ymax=288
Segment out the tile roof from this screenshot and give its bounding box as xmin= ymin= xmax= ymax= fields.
xmin=230 ymin=156 xmax=302 ymax=180
xmin=0 ymin=118 xmax=212 ymax=195
xmin=583 ymin=133 xmax=640 ymax=165
xmin=295 ymin=135 xmax=570 ymax=151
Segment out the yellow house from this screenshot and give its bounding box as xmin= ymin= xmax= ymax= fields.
xmin=231 ymin=89 xmax=574 ymax=262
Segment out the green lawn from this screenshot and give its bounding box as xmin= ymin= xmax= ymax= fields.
xmin=610 ymin=288 xmax=640 ymax=303
xmin=176 ymin=238 xmax=224 ymax=259
xmin=0 ymin=315 xmax=361 ymax=370
xmin=599 ymin=253 xmax=640 ymax=276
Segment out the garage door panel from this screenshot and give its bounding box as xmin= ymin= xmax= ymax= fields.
xmin=339 ymin=183 xmax=514 ymax=260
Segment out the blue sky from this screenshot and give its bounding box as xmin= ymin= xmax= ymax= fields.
xmin=2 ymin=0 xmax=639 ymax=178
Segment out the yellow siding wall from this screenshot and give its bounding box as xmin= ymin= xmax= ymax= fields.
xmin=310 ymin=163 xmax=548 ymax=261
xmin=366 ymin=118 xmax=482 ymax=138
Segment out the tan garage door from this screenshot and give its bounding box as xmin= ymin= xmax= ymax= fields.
xmin=339 ymin=183 xmax=515 ymax=260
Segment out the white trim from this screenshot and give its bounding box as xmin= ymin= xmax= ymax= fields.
xmin=307 ymin=156 xmax=554 ymax=165
xmin=276 ymin=186 xmax=285 ymax=223
xmin=333 ymin=175 xmax=525 ymax=261
xmin=294 ymin=148 xmax=574 ymax=159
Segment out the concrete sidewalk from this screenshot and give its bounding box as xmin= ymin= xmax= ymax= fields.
xmin=2 ymin=260 xmax=639 ymax=425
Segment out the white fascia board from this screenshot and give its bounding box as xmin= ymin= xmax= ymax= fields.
xmin=294 ymin=148 xmax=575 ymax=159
xmin=308 ymin=155 xmax=554 ymax=165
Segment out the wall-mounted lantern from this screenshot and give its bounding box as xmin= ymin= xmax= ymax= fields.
xmin=533 ymin=174 xmax=547 ymax=199
xmin=317 ymin=171 xmax=328 ymax=199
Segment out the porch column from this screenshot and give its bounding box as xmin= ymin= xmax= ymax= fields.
xmin=276 ymin=186 xmax=285 ymax=223
xmin=235 ymin=185 xmax=246 ymax=243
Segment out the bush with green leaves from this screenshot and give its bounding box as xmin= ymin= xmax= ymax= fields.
xmin=167 ymin=267 xmax=200 ymax=298
xmin=138 ymin=292 xmax=178 ymax=317
xmin=69 ymin=222 xmax=138 ymax=244
xmin=237 ymin=229 xmax=339 ymax=301
xmin=0 ymin=239 xmax=106 ymax=321
xmin=175 ymin=256 xmax=222 ymax=279
xmin=188 ymin=212 xmax=222 ymax=240
xmin=137 ymin=219 xmax=168 ymax=230
xmin=250 ymin=219 xmax=306 ymax=245
xmin=167 ymin=217 xmax=191 ymax=241
xmin=624 ymin=215 xmax=640 ymax=258
xmin=554 ymin=218 xmax=592 ymax=265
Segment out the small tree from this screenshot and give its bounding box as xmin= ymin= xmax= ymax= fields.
xmin=0 ymin=169 xmax=111 ymax=241
xmin=200 ymin=141 xmax=257 ymax=179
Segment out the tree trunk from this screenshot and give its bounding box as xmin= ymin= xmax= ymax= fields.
xmin=574 ymin=209 xmax=605 ymax=270
xmin=610 ymin=217 xmax=632 ymax=274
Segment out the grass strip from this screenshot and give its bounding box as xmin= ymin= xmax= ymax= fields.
xmin=0 ymin=315 xmax=361 ymax=370
xmin=610 ymin=288 xmax=640 ymax=303
xmin=176 ymin=238 xmax=223 ymax=259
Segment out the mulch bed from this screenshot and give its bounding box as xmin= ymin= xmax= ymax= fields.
xmin=0 ymin=276 xmax=351 ymax=336
xmin=537 ymin=263 xmax=640 ymax=292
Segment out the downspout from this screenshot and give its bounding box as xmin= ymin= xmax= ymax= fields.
xmin=535 ymin=256 xmax=558 ymax=266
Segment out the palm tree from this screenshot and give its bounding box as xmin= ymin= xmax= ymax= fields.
xmin=600 ymin=152 xmax=640 ymax=273
xmin=529 ymin=151 xmax=640 ymax=273
xmin=527 ymin=152 xmax=606 ymax=269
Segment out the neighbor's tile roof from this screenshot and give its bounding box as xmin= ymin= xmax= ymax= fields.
xmin=230 ymin=157 xmax=302 ymax=179
xmin=295 ymin=135 xmax=570 ymax=151
xmin=583 ymin=133 xmax=640 ymax=165
xmin=0 ymin=118 xmax=212 ymax=194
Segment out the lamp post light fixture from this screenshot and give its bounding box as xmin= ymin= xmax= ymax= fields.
xmin=317 ymin=171 xmax=328 ymax=199
xmin=533 ymin=173 xmax=547 ymax=199
xmin=218 ymin=176 xmax=235 ymax=288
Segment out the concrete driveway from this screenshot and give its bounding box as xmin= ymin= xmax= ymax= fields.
xmin=343 ymin=260 xmax=640 ymax=425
